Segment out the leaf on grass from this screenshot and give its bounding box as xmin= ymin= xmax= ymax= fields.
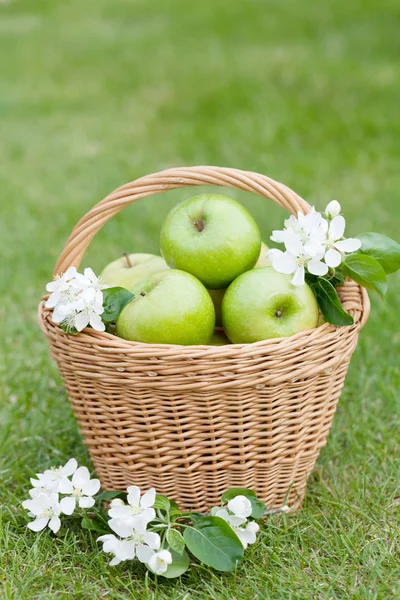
xmin=161 ymin=550 xmax=190 ymax=578
xmin=183 ymin=516 xmax=244 ymax=572
xmin=166 ymin=528 xmax=185 ymax=554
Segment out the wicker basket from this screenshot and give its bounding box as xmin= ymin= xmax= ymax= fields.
xmin=38 ymin=166 xmax=370 ymax=512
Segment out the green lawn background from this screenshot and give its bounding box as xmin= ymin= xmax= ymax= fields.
xmin=0 ymin=0 xmax=399 ymax=598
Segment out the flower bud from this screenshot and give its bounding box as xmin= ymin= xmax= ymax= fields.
xmin=325 ymin=200 xmax=341 ymax=219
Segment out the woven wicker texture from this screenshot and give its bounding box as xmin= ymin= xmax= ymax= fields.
xmin=39 ymin=166 xmax=370 ymax=512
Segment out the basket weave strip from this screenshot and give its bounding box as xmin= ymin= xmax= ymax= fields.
xmin=41 ymin=166 xmax=370 ymax=512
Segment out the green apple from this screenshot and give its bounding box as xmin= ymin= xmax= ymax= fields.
xmin=101 ymin=253 xmax=169 ymax=290
xmin=116 ymin=270 xmax=215 ymax=345
xmin=208 ymin=329 xmax=231 ymax=345
xmin=222 ymin=267 xmax=319 ymax=343
xmin=160 ymin=194 xmax=261 ymax=289
xmin=255 ymin=242 xmax=270 ymax=267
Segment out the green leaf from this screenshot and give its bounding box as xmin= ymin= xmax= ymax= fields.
xmin=153 ymin=494 xmax=171 ymax=511
xmin=183 ymin=516 xmax=244 ymax=572
xmin=312 ymin=278 xmax=354 ymax=327
xmin=160 ymin=550 xmax=190 ymax=579
xmin=166 ymin=528 xmax=185 ymax=554
xmin=357 ymin=232 xmax=400 ymax=274
xmin=328 ymin=268 xmax=346 ymax=288
xmin=186 ymin=512 xmax=203 ymax=523
xmin=101 ymin=287 xmax=134 ymax=323
xmin=220 ymin=488 xmax=257 ymax=504
xmin=95 ymin=491 xmax=123 ymax=502
xmin=342 ymin=253 xmax=387 ymax=298
xmin=81 ymin=517 xmax=107 ymax=533
xmin=248 ymin=498 xmax=266 ymax=518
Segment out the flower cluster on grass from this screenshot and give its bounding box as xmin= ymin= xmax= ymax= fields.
xmin=267 ymin=201 xmax=362 ymax=286
xmin=22 ymin=458 xmax=100 ymax=533
xmin=22 ymin=458 xmax=292 ymax=578
xmin=45 ymin=267 xmax=108 ymax=332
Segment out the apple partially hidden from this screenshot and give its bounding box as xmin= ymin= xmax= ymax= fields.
xmin=160 ymin=194 xmax=261 ymax=289
xmin=222 ymin=267 xmax=319 ymax=343
xmin=255 ymin=242 xmax=270 ymax=267
xmin=208 ymin=241 xmax=270 ymax=326
xmin=116 ymin=270 xmax=215 ymax=345
xmin=101 ymin=253 xmax=169 ymax=290
xmin=208 ymin=329 xmax=231 ymax=346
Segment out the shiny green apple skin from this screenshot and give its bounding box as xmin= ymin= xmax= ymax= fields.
xmin=160 ymin=194 xmax=261 ymax=289
xmin=208 ymin=242 xmax=269 ymax=325
xmin=208 ymin=329 xmax=231 ymax=345
xmin=255 ymin=242 xmax=270 ymax=267
xmin=101 ymin=253 xmax=169 ymax=290
xmin=222 ymin=267 xmax=319 ymax=344
xmin=116 ymin=270 xmax=215 ymax=345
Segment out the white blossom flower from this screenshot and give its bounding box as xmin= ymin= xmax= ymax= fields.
xmin=215 ymin=508 xmax=260 ymax=549
xmin=267 ymin=232 xmax=328 ymax=286
xmin=271 ymin=208 xmax=325 ymax=246
xmin=227 ymin=495 xmax=252 ymax=519
xmin=73 ymin=289 xmax=105 ymax=332
xmin=30 ymin=458 xmax=78 ymax=494
xmin=322 ymin=215 xmax=361 ymax=268
xmin=325 ymin=200 xmax=341 ymax=219
xmin=98 ymin=523 xmax=160 ymax=566
xmin=22 ymin=493 xmax=62 ymax=533
xmin=147 ymin=549 xmax=173 ymax=575
xmin=58 ymin=466 xmax=101 ymax=513
xmin=108 ymin=486 xmax=156 ymax=535
xmin=71 ymin=268 xmax=107 ymax=292
xmin=45 ymin=267 xmax=78 ymax=309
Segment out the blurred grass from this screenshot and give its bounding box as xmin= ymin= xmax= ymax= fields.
xmin=0 ymin=0 xmax=399 ymax=598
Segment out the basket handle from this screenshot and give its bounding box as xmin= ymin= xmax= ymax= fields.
xmin=54 ymin=166 xmax=311 ymax=275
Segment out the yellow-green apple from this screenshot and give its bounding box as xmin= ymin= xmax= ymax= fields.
xmin=101 ymin=253 xmax=168 ymax=290
xmin=222 ymin=267 xmax=319 ymax=343
xmin=255 ymin=242 xmax=270 ymax=267
xmin=208 ymin=329 xmax=231 ymax=345
xmin=160 ymin=194 xmax=261 ymax=289
xmin=116 ymin=270 xmax=215 ymax=345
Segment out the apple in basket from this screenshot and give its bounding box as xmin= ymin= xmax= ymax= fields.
xmin=160 ymin=194 xmax=261 ymax=289
xmin=207 ymin=241 xmax=270 ymax=327
xmin=101 ymin=253 xmax=168 ymax=289
xmin=116 ymin=270 xmax=215 ymax=345
xmin=222 ymin=267 xmax=319 ymax=344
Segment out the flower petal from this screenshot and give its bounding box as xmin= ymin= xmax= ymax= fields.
xmin=270 ymin=251 xmax=297 ymax=275
xmin=329 ymin=215 xmax=345 ymax=241
xmin=79 ymin=496 xmax=95 ymax=508
xmin=127 ymin=486 xmax=141 ymax=507
xmin=62 ymin=458 xmax=78 ymax=477
xmin=335 ymin=238 xmax=361 ymax=253
xmin=58 ymin=477 xmax=73 ymax=494
xmin=284 ymin=231 xmax=304 ymax=256
xmin=291 ymin=265 xmax=305 ymax=286
xmin=109 ymin=556 xmax=122 ymax=566
xmin=308 ymin=259 xmax=329 ymax=276
xmin=60 ymin=496 xmax=76 ymax=515
xmin=324 ymin=248 xmax=342 ymax=268
xmin=89 ymin=313 xmax=105 ymax=332
xmin=27 ymin=517 xmax=49 ymax=532
xmin=74 ymin=311 xmax=89 ymax=332
xmin=247 ymin=521 xmax=260 ymax=533
xmin=72 ymin=466 xmax=90 ymax=487
xmin=108 ymin=505 xmax=133 ymax=520
xmin=215 ymin=508 xmax=229 ymax=522
xmin=143 ymin=531 xmax=161 ymax=550
xmin=227 ymin=515 xmax=247 ymax=527
xmin=108 ymin=518 xmax=134 ymax=538
xmin=49 ymin=515 xmax=61 ymax=533
xmin=227 ymin=496 xmax=252 ymax=518
xmin=140 ymin=488 xmax=156 ymax=509
xmin=136 ymin=544 xmax=155 ymax=564
xmin=82 ymin=478 xmax=101 ymax=497
xmin=236 ymin=527 xmax=257 ymax=548
xmin=270 ymin=230 xmax=286 ymax=243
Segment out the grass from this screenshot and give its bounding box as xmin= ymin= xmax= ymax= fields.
xmin=1 ymin=0 xmax=400 ymax=597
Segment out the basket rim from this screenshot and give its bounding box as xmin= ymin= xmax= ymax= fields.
xmin=38 ymin=281 xmax=370 ymax=356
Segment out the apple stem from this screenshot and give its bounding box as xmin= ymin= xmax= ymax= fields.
xmin=123 ymin=253 xmax=132 ymax=268
xmin=275 ymin=310 xmax=282 ymax=318
xmin=140 ymin=291 xmax=146 ymax=297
